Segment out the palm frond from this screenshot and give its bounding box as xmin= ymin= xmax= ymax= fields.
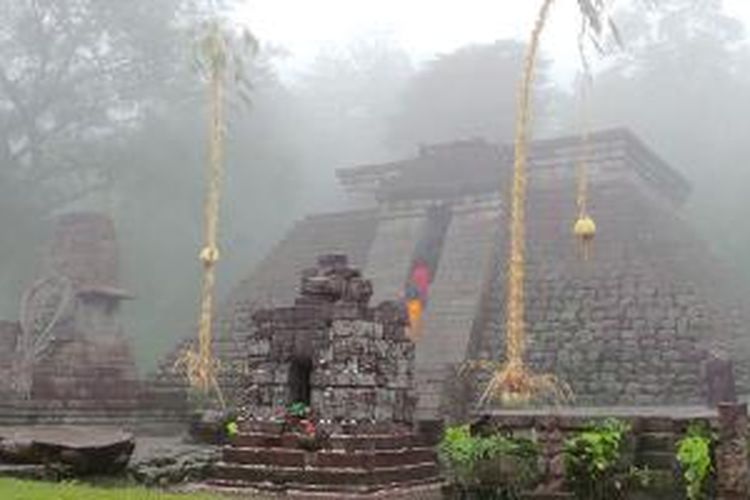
xmin=577 ymin=0 xmax=623 ymax=52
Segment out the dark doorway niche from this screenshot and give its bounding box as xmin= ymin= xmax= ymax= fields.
xmin=288 ymin=357 xmax=312 ymax=405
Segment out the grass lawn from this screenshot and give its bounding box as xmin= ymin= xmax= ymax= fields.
xmin=0 ymin=478 xmax=237 ymax=500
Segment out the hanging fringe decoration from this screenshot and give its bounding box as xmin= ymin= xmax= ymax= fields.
xmin=572 ymin=6 xmax=605 ymax=262
xmin=573 ymin=77 xmax=596 ymax=261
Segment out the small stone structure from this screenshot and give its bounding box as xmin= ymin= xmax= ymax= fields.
xmin=26 ymin=213 xmax=139 ymax=406
xmin=213 ymin=254 xmax=441 ymax=495
xmin=242 ymin=254 xmax=415 ymax=423
xmin=0 ymin=213 xmax=185 ymax=424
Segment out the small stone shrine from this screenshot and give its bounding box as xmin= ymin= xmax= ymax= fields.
xmin=0 ymin=213 xmax=154 ymax=424
xmin=213 ymin=254 xmax=441 ymax=495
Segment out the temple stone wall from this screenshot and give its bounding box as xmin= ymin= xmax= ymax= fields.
xmin=470 ymin=173 xmax=721 ymax=407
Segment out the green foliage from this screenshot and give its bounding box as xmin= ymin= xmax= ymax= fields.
xmin=626 ymin=465 xmax=654 ymax=490
xmin=225 ymin=419 xmax=238 ymax=438
xmin=563 ymin=418 xmax=630 ymax=499
xmin=386 ymin=40 xmax=558 ymax=152
xmin=285 ymin=401 xmax=310 ymax=419
xmin=676 ymin=424 xmax=714 ymax=500
xmin=439 ymin=424 xmax=540 ymax=497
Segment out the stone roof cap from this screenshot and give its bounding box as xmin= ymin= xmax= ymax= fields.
xmin=336 ymin=128 xmax=691 ymax=204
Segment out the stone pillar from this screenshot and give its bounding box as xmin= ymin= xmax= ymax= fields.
xmin=707 ymin=354 xmax=737 ymax=406
xmin=715 ymin=403 xmax=750 ymax=500
xmin=539 ymin=416 xmax=566 ymax=493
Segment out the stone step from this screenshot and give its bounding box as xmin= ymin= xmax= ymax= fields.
xmin=0 ymin=408 xmax=188 ymax=426
xmin=520 ymin=494 xmax=573 ymax=500
xmin=223 ymin=446 xmax=436 ymax=468
xmin=232 ymin=431 xmax=422 ymax=451
xmin=0 ymin=405 xmax=186 ymax=415
xmin=212 ymin=461 xmax=440 ymax=489
xmin=0 ymin=399 xmax=144 ymax=409
xmin=206 ymin=476 xmax=444 ymax=498
xmin=636 ymin=431 xmax=676 ymax=453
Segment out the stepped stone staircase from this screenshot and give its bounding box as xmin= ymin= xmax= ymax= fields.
xmin=414 ymin=198 xmax=501 ymax=419
xmin=211 ymin=421 xmax=441 ymax=495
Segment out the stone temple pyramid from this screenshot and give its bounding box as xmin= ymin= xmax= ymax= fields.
xmin=153 ymin=128 xmax=750 ymax=418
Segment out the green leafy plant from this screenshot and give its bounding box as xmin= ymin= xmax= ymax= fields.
xmin=626 ymin=465 xmax=652 ymax=489
xmin=563 ymin=418 xmax=631 ymax=499
xmin=439 ymin=424 xmax=540 ymax=498
xmin=225 ymin=420 xmax=238 ymax=438
xmin=276 ymin=402 xmax=327 ymax=451
xmin=285 ymin=401 xmax=310 ymax=419
xmin=676 ymin=424 xmax=714 ymax=500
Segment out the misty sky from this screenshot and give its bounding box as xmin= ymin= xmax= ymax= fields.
xmin=238 ymin=0 xmax=750 ymax=83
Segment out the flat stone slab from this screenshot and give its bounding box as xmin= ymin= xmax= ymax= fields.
xmin=0 ymin=425 xmax=133 ymax=449
xmin=0 ymin=425 xmax=135 ymax=474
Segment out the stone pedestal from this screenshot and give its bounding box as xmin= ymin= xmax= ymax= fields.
xmin=716 ymin=403 xmax=750 ymax=500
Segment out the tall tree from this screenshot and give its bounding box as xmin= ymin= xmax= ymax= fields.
xmin=583 ymin=0 xmax=750 ymax=277
xmin=0 ymin=0 xmax=185 ymax=210
xmin=387 ymin=40 xmax=563 ymax=154
xmin=292 ymin=37 xmax=413 ymax=210
xmin=0 ymin=0 xmax=187 ymax=317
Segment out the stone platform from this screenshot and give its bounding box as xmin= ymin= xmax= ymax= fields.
xmin=211 ymin=421 xmax=441 ymax=496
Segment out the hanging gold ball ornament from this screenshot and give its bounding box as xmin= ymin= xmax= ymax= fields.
xmin=199 ymin=246 xmax=220 ymax=266
xmin=573 ymin=215 xmax=596 ymax=241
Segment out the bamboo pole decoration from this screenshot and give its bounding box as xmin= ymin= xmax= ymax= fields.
xmin=480 ymin=0 xmax=572 ymax=405
xmin=196 ymin=23 xmax=224 ymax=394
xmin=505 ymin=0 xmax=555 ymax=369
xmin=174 ymin=18 xmax=257 ymax=407
xmin=174 ymin=22 xmax=228 ymax=407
